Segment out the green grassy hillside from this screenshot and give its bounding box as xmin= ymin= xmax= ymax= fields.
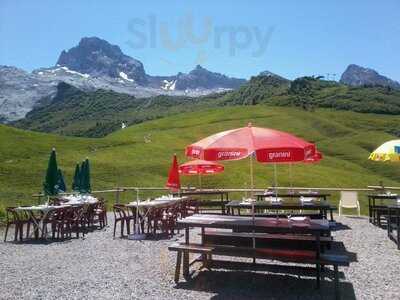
xmin=1 ymin=105 xmax=400 ymax=216
xmin=223 ymin=76 xmax=400 ymax=116
xmin=13 ymin=77 xmax=400 ymax=140
xmin=13 ymin=82 xmax=224 ymax=137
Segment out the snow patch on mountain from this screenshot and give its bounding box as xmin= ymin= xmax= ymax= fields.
xmin=119 ymin=71 xmax=134 ymax=82
xmin=161 ymin=80 xmax=176 ymax=91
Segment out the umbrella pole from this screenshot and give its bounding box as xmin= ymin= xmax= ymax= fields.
xmin=289 ymin=163 xmax=293 ymax=191
xmin=250 ymin=154 xmax=254 ymax=199
xmin=198 ymin=174 xmax=202 ymax=189
xmin=274 ymin=163 xmax=278 ymax=196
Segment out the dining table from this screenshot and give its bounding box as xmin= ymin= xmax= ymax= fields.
xmin=225 ymin=198 xmax=335 ymax=221
xmin=15 ymin=204 xmax=68 ymax=238
xmin=255 ymin=192 xmax=331 ymax=201
xmin=178 ymin=190 xmax=230 ymax=214
xmin=176 ymin=213 xmax=331 ymax=282
xmin=387 ymin=204 xmax=400 ymax=250
xmin=367 ymin=193 xmax=399 ymax=225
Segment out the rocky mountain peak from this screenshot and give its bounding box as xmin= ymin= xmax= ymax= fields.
xmin=340 ymin=64 xmax=400 ymax=89
xmin=56 ymin=37 xmax=147 ymax=84
xmin=172 ymin=65 xmax=246 ymax=90
xmin=258 ymin=70 xmax=290 ymax=82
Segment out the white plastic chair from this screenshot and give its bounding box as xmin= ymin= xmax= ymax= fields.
xmin=339 ymin=191 xmax=360 ymax=216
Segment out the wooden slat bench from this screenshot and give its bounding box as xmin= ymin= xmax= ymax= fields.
xmin=201 ymin=230 xmax=333 ymax=251
xmin=169 ymin=242 xmax=349 ymax=299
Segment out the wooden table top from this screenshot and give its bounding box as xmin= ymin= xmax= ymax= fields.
xmin=387 ymin=204 xmax=400 ymax=209
xmin=177 ymin=214 xmax=330 ymax=233
xmin=127 ymin=197 xmax=186 ymax=208
xmin=368 ymin=194 xmax=399 ymax=199
xmin=15 ymin=205 xmax=68 ymax=212
xmin=255 ymin=192 xmax=331 ymax=198
xmin=179 ymin=190 xmax=229 ymax=196
xmin=225 ymin=200 xmax=332 ymax=209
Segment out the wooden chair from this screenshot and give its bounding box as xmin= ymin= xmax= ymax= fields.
xmin=4 ymin=207 xmax=21 ymax=242
xmin=91 ymin=199 xmax=107 ymax=229
xmin=186 ymin=199 xmax=199 ymax=216
xmin=339 ymin=191 xmax=360 ymax=216
xmin=113 ymin=204 xmax=129 ymax=238
xmin=40 ymin=209 xmax=59 ymax=239
xmin=67 ymin=206 xmax=87 ymax=238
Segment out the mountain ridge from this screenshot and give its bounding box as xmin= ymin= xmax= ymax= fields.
xmin=0 ymin=37 xmax=247 ymax=122
xmin=340 ymin=64 xmax=400 ymax=89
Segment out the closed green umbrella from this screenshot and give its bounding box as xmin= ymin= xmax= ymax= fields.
xmin=72 ymin=163 xmax=81 ymax=192
xmin=85 ymin=158 xmax=91 ymax=193
xmin=57 ymin=169 xmax=67 ymax=193
xmin=80 ymin=159 xmax=91 ymax=194
xmin=80 ymin=160 xmax=87 ymax=193
xmin=43 ymin=148 xmax=59 ymax=196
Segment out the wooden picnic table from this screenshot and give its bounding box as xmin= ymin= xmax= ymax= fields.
xmin=225 ymin=199 xmax=335 ymax=221
xmin=367 ymin=194 xmax=399 ymax=225
xmin=387 ymin=204 xmax=400 ymax=250
xmin=178 ymin=190 xmax=229 ymax=214
xmin=255 ymin=192 xmax=331 ymax=201
xmin=172 ymin=214 xmax=351 ymax=298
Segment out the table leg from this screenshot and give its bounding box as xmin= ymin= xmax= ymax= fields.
xmin=368 ymin=197 xmax=372 ymax=223
xmin=183 ymin=226 xmax=190 ymax=279
xmin=221 ymin=193 xmax=225 ymax=215
xmin=397 ymin=209 xmax=400 ymax=250
xmin=316 ymin=233 xmax=321 ymax=289
xmin=373 ymin=198 xmax=377 ymax=224
xmin=388 ymin=208 xmax=392 ymax=237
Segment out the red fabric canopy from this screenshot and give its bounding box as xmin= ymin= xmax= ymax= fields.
xmin=166 ymin=154 xmax=180 ymax=190
xmin=186 ymin=123 xmax=316 ymax=163
xmin=179 ymin=159 xmax=224 ymax=175
xmin=304 ymin=151 xmax=323 ymax=163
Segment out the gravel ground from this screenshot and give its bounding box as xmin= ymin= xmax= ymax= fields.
xmin=0 ymin=215 xmax=399 ymax=300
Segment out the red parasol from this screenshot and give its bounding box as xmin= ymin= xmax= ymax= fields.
xmin=179 ymin=159 xmax=224 ymax=175
xmin=179 ymin=159 xmax=224 ymax=188
xmin=166 ymin=154 xmax=181 ymax=191
xmin=303 ymin=151 xmax=323 ymax=163
xmin=186 ymin=123 xmax=318 ymax=193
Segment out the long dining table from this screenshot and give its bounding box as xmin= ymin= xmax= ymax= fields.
xmin=14 ymin=196 xmax=100 ymax=239
xmin=225 ymin=199 xmax=335 ymax=221
xmin=176 ymin=213 xmax=331 ymax=280
xmin=178 ymin=190 xmax=229 ymax=214
xmin=367 ymin=193 xmax=399 ymax=225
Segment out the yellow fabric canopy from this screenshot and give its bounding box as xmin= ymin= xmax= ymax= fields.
xmin=369 ymin=139 xmax=400 ymax=162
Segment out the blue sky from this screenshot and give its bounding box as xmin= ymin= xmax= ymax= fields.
xmin=0 ymin=0 xmax=399 ymax=80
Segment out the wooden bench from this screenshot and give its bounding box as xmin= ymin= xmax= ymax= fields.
xmin=202 ymin=229 xmax=333 ymax=241
xmin=201 ymin=230 xmax=333 ymax=250
xmin=168 ymin=242 xmax=349 ymax=300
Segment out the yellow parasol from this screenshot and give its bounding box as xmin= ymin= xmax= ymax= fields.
xmin=369 ymin=139 xmax=400 ymax=162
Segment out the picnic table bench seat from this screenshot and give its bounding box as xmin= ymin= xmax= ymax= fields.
xmin=200 ymin=230 xmax=333 ymax=246
xmin=169 ymin=242 xmax=349 ymax=299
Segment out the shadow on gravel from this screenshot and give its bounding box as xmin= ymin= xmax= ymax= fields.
xmin=333 ymin=222 xmax=352 ymax=231
xmin=176 ymin=268 xmax=356 ymax=300
xmin=3 ymin=237 xmax=80 ymax=245
xmin=118 ymin=232 xmax=184 ymax=241
xmin=330 ymin=241 xmax=358 ymax=263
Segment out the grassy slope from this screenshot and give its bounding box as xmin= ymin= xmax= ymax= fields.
xmin=1 ymin=105 xmax=400 ymax=215
xmin=14 ymin=77 xmax=400 ymax=140
xmin=13 ymin=84 xmax=225 ymax=137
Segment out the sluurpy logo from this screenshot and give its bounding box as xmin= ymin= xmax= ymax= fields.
xmin=126 ymin=13 xmax=275 ymax=58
